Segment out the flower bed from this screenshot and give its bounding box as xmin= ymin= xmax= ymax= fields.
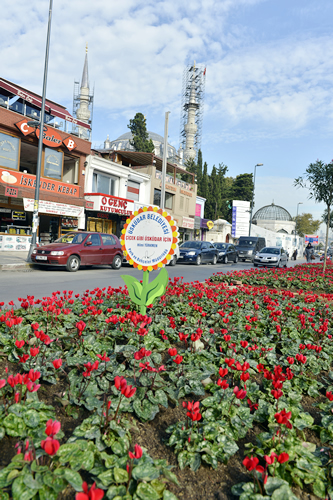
xmin=0 ymin=271 xmax=333 ymax=499
xmin=210 ymin=262 xmax=333 ymax=296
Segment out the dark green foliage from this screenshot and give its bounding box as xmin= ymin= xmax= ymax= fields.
xmin=127 ymin=113 xmax=155 ymax=153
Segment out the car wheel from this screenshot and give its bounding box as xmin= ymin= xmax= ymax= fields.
xmin=169 ymin=255 xmax=177 ymax=266
xmin=111 ymin=255 xmax=122 ymax=270
xmin=212 ymin=254 xmax=217 ymax=265
xmin=223 ymin=255 xmax=228 ymax=264
xmin=234 ymin=255 xmax=238 ymax=263
xmin=196 ymin=255 xmax=202 ymax=265
xmin=66 ymin=255 xmax=80 ymax=272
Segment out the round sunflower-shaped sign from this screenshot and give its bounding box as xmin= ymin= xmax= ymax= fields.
xmin=121 ymin=206 xmax=178 ymax=271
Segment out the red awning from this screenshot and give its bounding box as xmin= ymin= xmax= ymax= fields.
xmin=0 ymin=78 xmax=90 ymax=130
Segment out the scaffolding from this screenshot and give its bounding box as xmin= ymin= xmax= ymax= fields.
xmin=179 ymin=63 xmax=206 ymax=160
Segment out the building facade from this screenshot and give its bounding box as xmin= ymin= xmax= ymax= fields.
xmin=84 ymin=151 xmax=151 ymax=237
xmin=0 ymin=78 xmax=91 ymax=251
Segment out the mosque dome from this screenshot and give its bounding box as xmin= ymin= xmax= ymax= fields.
xmin=252 ymin=203 xmax=292 ymax=222
xmin=105 ymin=131 xmax=177 ymax=159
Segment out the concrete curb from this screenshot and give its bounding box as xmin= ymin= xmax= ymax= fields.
xmin=0 ymin=263 xmax=35 ymax=271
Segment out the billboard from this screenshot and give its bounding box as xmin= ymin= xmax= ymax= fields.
xmin=232 ymin=200 xmax=250 ymax=238
xmin=305 ymin=235 xmax=319 ymax=245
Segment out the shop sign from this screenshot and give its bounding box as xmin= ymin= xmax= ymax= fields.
xmin=61 ymin=217 xmax=78 ymax=229
xmin=84 ymin=194 xmax=134 ymax=216
xmin=121 ymin=207 xmax=179 ymax=271
xmin=35 ymin=126 xmax=62 ymax=148
xmin=182 ymin=216 xmax=194 ymax=229
xmin=194 ymin=216 xmax=201 ymax=230
xmin=0 ymin=208 xmax=11 ymax=213
xmin=200 ymin=218 xmax=214 ymax=230
xmin=23 ymin=198 xmax=84 ymax=217
xmin=0 ymin=167 xmax=79 ymax=197
xmin=180 ymin=189 xmax=192 ymax=197
xmin=12 ymin=211 xmax=26 ymax=221
xmin=85 ymin=201 xmax=94 ymax=209
xmin=207 ymin=220 xmax=214 ymax=230
xmin=5 ymin=186 xmax=18 ymax=198
xmin=15 ymin=119 xmax=77 ymax=150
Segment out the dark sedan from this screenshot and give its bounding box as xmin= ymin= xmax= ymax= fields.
xmin=31 ymin=232 xmax=123 ymax=272
xmin=178 ymin=241 xmax=219 ymax=265
xmin=214 ymin=243 xmax=239 ymax=264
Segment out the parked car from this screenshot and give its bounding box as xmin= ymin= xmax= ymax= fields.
xmin=178 ymin=241 xmax=218 ymax=265
xmin=31 ymin=232 xmax=123 ymax=272
xmin=235 ymin=237 xmax=266 ymax=262
xmin=214 ymin=243 xmax=238 ymax=264
xmin=253 ymin=246 xmax=288 ymax=268
xmin=320 ymin=254 xmax=332 ymax=261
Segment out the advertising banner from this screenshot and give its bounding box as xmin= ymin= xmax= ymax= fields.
xmin=23 ymin=198 xmax=84 ymax=217
xmin=232 ymin=200 xmax=250 ymax=238
xmin=305 ymin=235 xmax=319 ymax=244
xmin=84 ymin=194 xmax=134 ymax=216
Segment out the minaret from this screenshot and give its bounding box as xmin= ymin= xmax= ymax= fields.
xmin=184 ymin=61 xmax=199 ymax=161
xmin=76 ymin=44 xmax=91 ymax=137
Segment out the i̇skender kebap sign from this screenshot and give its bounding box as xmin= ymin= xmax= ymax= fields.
xmin=121 ymin=207 xmax=178 ymax=271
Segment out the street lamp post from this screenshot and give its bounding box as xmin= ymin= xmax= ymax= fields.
xmin=294 ymin=202 xmax=303 ymax=248
xmin=27 ymin=0 xmax=53 ymax=262
xmin=248 ymin=163 xmax=263 ymax=236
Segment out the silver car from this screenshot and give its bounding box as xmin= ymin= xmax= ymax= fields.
xmin=253 ymin=246 xmax=288 ymax=268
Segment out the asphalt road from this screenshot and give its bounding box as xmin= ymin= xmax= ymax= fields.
xmin=0 ymin=258 xmax=306 ymax=305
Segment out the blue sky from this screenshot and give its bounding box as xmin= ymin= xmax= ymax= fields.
xmin=1 ymin=0 xmax=333 ymax=226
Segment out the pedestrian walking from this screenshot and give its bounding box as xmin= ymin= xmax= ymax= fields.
xmin=292 ymin=249 xmax=298 ymax=260
xmin=305 ymin=243 xmax=313 ymax=263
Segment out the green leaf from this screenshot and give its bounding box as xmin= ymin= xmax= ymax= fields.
xmin=12 ymin=475 xmax=36 ymax=500
xmin=63 ymin=468 xmax=83 ymax=491
xmin=113 ymin=467 xmax=128 ymax=483
xmin=133 ymin=399 xmax=159 ymax=421
xmin=148 ymin=389 xmax=168 ymax=408
xmin=231 ymin=483 xmax=249 ymax=496
xmin=271 ymin=485 xmax=298 ymax=500
xmin=144 ymin=268 xmax=169 ymax=306
xmin=121 ymin=275 xmax=143 ymax=305
xmin=98 ymin=469 xmax=114 ymax=487
xmin=136 ymin=482 xmax=161 ymax=500
xmin=0 ymin=427 xmax=5 ymax=440
xmin=42 ymin=472 xmax=67 ymax=493
xmin=161 ymin=468 xmax=179 ymax=486
xmin=3 ymin=414 xmax=26 ymax=437
xmin=264 ymin=477 xmax=288 ymax=495
xmin=38 ymin=485 xmax=58 ymax=500
xmin=23 ymin=473 xmax=42 ymax=489
xmin=106 ymin=485 xmax=127 ymax=499
xmin=313 ymin=479 xmax=326 ymax=498
xmin=151 ymin=479 xmax=166 ymax=496
xmin=0 ymin=491 xmax=9 ymax=500
xmin=132 ymin=463 xmax=160 ymax=481
xmin=163 ymin=491 xmax=179 ymax=500
xmin=23 ymin=410 xmax=40 ymax=429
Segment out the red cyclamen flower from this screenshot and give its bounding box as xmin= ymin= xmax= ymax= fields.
xmin=243 ymin=455 xmax=259 ymax=471
xmin=75 ymin=482 xmax=105 ymax=500
xmin=52 ymin=359 xmax=62 ymax=369
xmin=45 ymin=419 xmax=61 ymax=437
xmin=128 ymin=444 xmax=143 ymax=460
xmin=41 ymin=437 xmax=60 ymax=456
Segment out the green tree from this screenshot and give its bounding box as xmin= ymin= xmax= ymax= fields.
xmin=201 ymin=162 xmax=208 ymax=200
xmin=231 ymin=173 xmax=254 ymax=202
xmin=205 ymin=166 xmax=221 ymax=220
xmin=127 ymin=113 xmax=154 ymax=153
xmin=322 ymin=208 xmax=333 ymax=230
xmin=295 ymin=160 xmax=333 ymax=271
xmin=293 ymin=212 xmax=321 ymax=237
xmin=196 ymin=149 xmax=203 ymax=194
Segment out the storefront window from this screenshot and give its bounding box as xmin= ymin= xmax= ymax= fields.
xmin=43 ymin=148 xmax=63 ymax=180
xmin=93 ymin=172 xmax=116 ymax=195
xmin=0 ymin=132 xmax=20 ymax=170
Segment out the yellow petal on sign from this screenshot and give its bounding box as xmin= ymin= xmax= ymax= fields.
xmin=170 ymin=220 xmax=174 ymax=225
xmin=123 ymin=250 xmax=127 ymax=256
xmin=121 ymin=229 xmax=126 ymax=234
xmin=153 ymin=206 xmax=158 ymax=212
xmin=126 ymin=218 xmax=131 ymax=224
xmin=129 ymin=259 xmax=134 ymax=265
xmin=138 ymin=265 xmax=142 ymax=270
xmin=120 ymin=240 xmax=125 ymax=246
xmin=143 ymin=207 xmax=148 ymax=211
xmin=134 ymin=211 xmax=138 ymax=216
xmin=162 ymin=211 xmax=167 ymax=217
xmin=172 ymin=231 xmax=178 ymax=237
xmin=171 ymin=244 xmax=176 ymax=249
xmin=148 ymin=266 xmax=153 ymax=271
xmin=166 ymin=254 xmax=171 ymax=260
xmin=158 ymin=262 xmax=163 ymax=268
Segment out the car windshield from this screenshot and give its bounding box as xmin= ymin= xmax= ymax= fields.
xmin=53 ymin=233 xmax=88 ymax=244
xmin=260 ymin=247 xmax=280 ymax=255
xmin=180 ymin=241 xmax=201 ymax=249
xmin=215 ymin=243 xmax=227 ymax=249
xmin=237 ymin=239 xmax=256 ymax=247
